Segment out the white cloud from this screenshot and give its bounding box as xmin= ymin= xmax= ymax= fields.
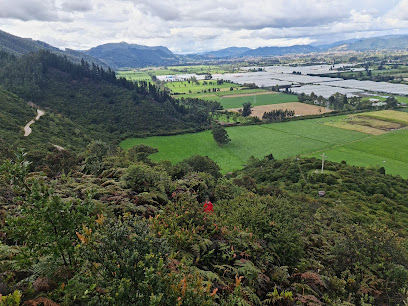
xmin=0 ymin=0 xmax=59 ymax=21
xmin=60 ymin=0 xmax=93 ymax=12
xmin=0 ymin=0 xmax=408 ymax=53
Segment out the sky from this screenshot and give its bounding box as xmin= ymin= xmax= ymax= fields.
xmin=1 ymin=0 xmax=408 ymax=53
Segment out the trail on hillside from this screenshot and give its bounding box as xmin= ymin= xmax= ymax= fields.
xmin=24 ymin=109 xmax=45 ymax=137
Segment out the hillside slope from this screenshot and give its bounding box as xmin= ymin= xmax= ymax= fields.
xmin=0 ymin=50 xmax=218 ymax=153
xmin=0 ymin=88 xmax=93 ymax=160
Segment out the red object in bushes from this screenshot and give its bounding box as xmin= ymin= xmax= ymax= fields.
xmin=204 ymin=201 xmax=214 ymax=213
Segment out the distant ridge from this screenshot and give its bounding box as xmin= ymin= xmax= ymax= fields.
xmin=241 ymin=45 xmax=319 ymax=57
xmin=0 ymin=29 xmax=108 ymax=68
xmin=324 ymin=35 xmax=408 ymax=51
xmin=202 ymin=47 xmax=251 ymax=58
xmin=83 ymin=42 xmax=179 ymax=68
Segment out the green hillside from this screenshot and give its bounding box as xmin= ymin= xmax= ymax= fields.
xmin=0 ymin=51 xmax=219 ymax=145
xmin=0 ymin=88 xmax=93 ymax=160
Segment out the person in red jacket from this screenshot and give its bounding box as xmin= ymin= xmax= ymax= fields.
xmin=204 ymin=200 xmax=214 ymax=213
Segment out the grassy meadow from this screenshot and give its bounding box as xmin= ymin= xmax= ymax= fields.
xmin=166 ymin=80 xmax=240 ymax=94
xmin=115 ymin=70 xmax=152 ymax=82
xmin=121 ymin=109 xmax=408 ymax=177
xmin=120 ymin=117 xmax=369 ymax=173
xmin=218 ymin=93 xmax=299 ymax=109
xmin=308 ymin=128 xmax=408 ymax=177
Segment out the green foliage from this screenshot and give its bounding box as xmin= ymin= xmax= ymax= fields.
xmin=122 ymin=163 xmax=171 ymax=194
xmin=6 ymin=180 xmax=94 ymax=266
xmin=173 ymin=155 xmax=221 ymax=179
xmin=3 ymin=150 xmax=94 ymax=267
xmin=66 ymin=216 xmax=169 ymax=305
xmin=241 ymin=102 xmax=252 ymax=117
xmin=211 ymin=125 xmax=231 ymax=147
xmin=0 ymin=290 xmax=21 ymax=306
xmin=3 ymin=147 xmax=408 ymax=305
xmin=127 ymin=144 xmax=158 ymax=163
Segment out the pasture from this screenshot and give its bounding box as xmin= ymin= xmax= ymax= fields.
xmin=218 ymin=93 xmax=298 ymax=109
xmin=120 ymin=117 xmax=369 ymax=173
xmin=166 ymin=80 xmax=240 ymax=94
xmin=175 ymin=91 xmax=298 ymax=109
xmin=116 ymin=70 xmax=151 ymax=82
xmin=308 ymin=128 xmax=408 ymax=178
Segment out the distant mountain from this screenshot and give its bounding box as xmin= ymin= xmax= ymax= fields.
xmin=325 ymin=35 xmax=408 ymax=51
xmin=241 ymin=45 xmax=319 ymax=57
xmin=0 ymin=29 xmax=108 ymax=68
xmin=203 ymin=47 xmax=251 ymax=58
xmin=83 ymin=42 xmax=180 ymax=68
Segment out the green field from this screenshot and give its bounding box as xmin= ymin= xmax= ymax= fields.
xmin=219 ymin=93 xmax=299 ymax=109
xmin=175 ymin=91 xmax=298 ymax=109
xmin=120 ymin=117 xmax=369 ymax=173
xmin=308 ymin=128 xmax=408 ymax=177
xmin=166 ymin=80 xmax=240 ymax=94
xmin=116 ymin=71 xmax=151 ymax=82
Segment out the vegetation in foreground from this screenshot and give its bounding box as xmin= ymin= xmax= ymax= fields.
xmin=1 ymin=145 xmax=408 ymax=305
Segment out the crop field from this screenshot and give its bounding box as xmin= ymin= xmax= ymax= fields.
xmin=120 ymin=118 xmax=369 ymax=173
xmin=216 ymin=89 xmax=267 ymax=96
xmin=175 ymin=91 xmax=298 ymax=109
xmin=308 ymin=128 xmax=408 ymax=178
xmin=361 ymin=110 xmax=408 ymax=125
xmin=219 ymin=93 xmax=298 ymax=109
xmin=229 ymin=102 xmax=331 ymax=118
xmin=166 ymin=80 xmax=240 ymax=94
xmin=324 ymin=115 xmax=405 ymax=135
xmin=116 ymin=71 xmax=151 ymax=82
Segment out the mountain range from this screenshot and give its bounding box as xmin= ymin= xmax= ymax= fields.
xmin=0 ymin=29 xmax=108 ymax=68
xmin=2 ymin=29 xmax=408 ymax=68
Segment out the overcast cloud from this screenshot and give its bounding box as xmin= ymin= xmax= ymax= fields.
xmin=0 ymin=0 xmax=407 ymax=53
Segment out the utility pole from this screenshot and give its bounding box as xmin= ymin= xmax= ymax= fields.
xmin=321 ymin=153 xmax=327 ymax=173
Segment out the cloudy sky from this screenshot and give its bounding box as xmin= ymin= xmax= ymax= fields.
xmin=1 ymin=0 xmax=408 ymax=53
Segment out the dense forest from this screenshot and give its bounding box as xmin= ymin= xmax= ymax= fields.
xmin=1 ymin=146 xmax=408 ymax=305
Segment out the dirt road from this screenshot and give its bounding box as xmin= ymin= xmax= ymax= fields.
xmin=24 ymin=109 xmax=45 ymax=137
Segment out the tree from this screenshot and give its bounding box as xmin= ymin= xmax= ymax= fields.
xmin=386 ymin=96 xmax=398 ymax=108
xmin=212 ymin=125 xmax=230 ymax=146
xmin=242 ymin=102 xmax=252 ymax=117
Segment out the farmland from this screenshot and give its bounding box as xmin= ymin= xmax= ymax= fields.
xmin=121 ymin=110 xmax=408 ymax=177
xmin=166 ymin=80 xmax=240 ymax=94
xmin=219 ymin=93 xmax=298 ymax=109
xmin=324 ymin=111 xmax=407 ymax=135
xmin=116 ymin=70 xmax=151 ymax=82
xmin=229 ymin=102 xmax=330 ymax=117
xmin=120 ymin=117 xmax=369 ymax=173
xmin=308 ymin=128 xmax=408 ymax=178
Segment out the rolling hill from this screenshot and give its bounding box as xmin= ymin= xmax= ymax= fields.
xmin=83 ymin=42 xmax=180 ymax=68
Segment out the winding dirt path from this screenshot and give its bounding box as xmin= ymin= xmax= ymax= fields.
xmin=24 ymin=109 xmax=45 ymax=137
